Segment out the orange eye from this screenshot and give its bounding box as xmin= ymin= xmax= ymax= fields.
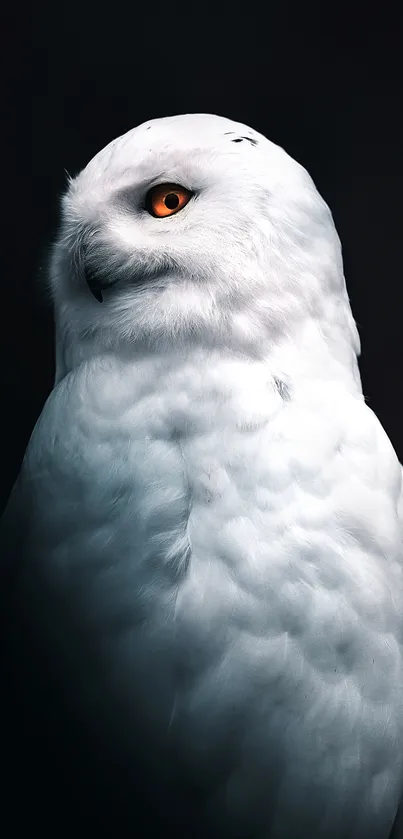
xmin=145 ymin=183 xmax=192 ymax=218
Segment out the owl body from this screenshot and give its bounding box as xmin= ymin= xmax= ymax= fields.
xmin=1 ymin=114 xmax=402 ymax=837
xmin=11 ymin=339 xmax=402 ymax=838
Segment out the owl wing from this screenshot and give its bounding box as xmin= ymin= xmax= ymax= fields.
xmin=389 ymin=466 xmax=403 ymax=838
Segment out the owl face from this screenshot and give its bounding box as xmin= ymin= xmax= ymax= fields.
xmin=50 ymin=114 xmax=357 ymax=359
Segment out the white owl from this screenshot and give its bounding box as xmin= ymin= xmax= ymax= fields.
xmin=1 ymin=114 xmax=402 ymax=838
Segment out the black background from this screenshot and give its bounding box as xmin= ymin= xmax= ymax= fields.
xmin=1 ymin=3 xmax=403 ymax=834
xmin=2 ymin=5 xmax=402 ymax=514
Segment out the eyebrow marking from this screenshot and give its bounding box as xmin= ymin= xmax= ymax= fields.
xmin=230 ymin=136 xmax=259 ymax=146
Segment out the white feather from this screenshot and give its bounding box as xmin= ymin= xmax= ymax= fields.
xmin=2 ymin=114 xmax=402 ymax=838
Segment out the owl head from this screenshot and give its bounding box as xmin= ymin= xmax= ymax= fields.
xmin=49 ymin=113 xmax=360 ymax=378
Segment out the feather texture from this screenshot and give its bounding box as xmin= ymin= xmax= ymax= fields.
xmin=1 ymin=114 xmax=402 ymax=838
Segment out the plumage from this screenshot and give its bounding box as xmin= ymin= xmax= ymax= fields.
xmin=1 ymin=114 xmax=402 ymax=837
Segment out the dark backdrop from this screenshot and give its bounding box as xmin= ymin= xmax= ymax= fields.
xmin=2 ymin=6 xmax=402 ymax=515
xmin=1 ymin=4 xmax=402 ymax=835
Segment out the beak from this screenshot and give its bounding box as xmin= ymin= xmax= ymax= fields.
xmin=84 ymin=264 xmax=120 ymax=303
xmin=87 ymin=281 xmax=104 ymax=302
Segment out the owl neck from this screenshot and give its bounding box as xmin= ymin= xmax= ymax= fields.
xmin=54 ymin=306 xmax=362 ymax=397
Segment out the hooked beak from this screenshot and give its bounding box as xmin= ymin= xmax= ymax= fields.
xmin=84 ymin=264 xmax=120 ymax=303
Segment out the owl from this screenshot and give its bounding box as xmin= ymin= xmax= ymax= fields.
xmin=1 ymin=114 xmax=402 ymax=838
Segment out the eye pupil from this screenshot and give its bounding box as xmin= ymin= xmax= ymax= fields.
xmin=164 ymin=192 xmax=180 ymax=209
